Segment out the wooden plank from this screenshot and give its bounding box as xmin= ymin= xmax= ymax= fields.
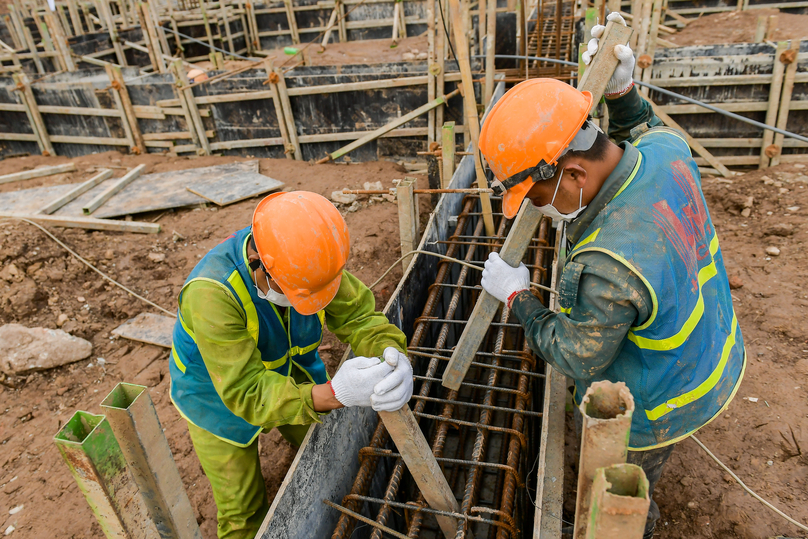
xmin=317 ymin=89 xmax=460 ymax=163
xmin=137 ymin=1 xmax=165 ymax=73
xmin=185 ymin=171 xmax=284 ymax=206
xmin=39 ymin=169 xmax=113 ymax=214
xmin=273 ymin=68 xmax=302 ymax=161
xmin=649 ymin=101 xmax=734 ymax=178
xmin=448 ymin=0 xmax=495 ymax=236
xmin=759 ymin=41 xmax=788 ymax=169
xmin=83 ymin=164 xmax=145 ymax=215
xmin=105 ymin=64 xmax=137 ymax=154
xmin=483 ymin=0 xmax=495 ymax=106
xmin=265 ymin=61 xmax=294 ymax=160
xmin=0 ymin=211 xmax=160 ymax=233
xmin=378 ymin=407 xmax=463 ymax=539
xmin=112 ymin=313 xmax=175 ymax=347
xmin=13 ymin=72 xmax=54 ymax=156
xmin=442 ymin=200 xmax=544 ymax=390
xmin=172 ymin=60 xmax=211 ymax=155
xmin=770 ymin=39 xmax=800 ymax=168
xmin=283 ymin=0 xmax=300 ymax=44
xmin=441 ymin=121 xmax=455 ymax=189
xmin=0 ymin=162 xmax=76 ymax=185
xmin=108 ymin=64 xmax=146 ymax=154
xmin=579 ymin=21 xmax=634 ymax=112
xmin=396 ymin=177 xmax=419 ymax=270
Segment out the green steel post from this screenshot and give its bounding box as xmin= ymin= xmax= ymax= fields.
xmin=54 ymin=411 xmax=160 ymax=539
xmin=101 ymin=383 xmax=202 ymax=539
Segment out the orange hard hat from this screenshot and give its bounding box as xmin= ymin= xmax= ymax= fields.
xmin=252 ymin=191 xmax=350 ymax=315
xmin=188 ymin=68 xmax=208 ymax=83
xmin=479 ymin=78 xmax=594 ymax=218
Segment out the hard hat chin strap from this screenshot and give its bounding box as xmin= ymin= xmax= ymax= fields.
xmin=490 ymin=120 xmax=602 ymax=196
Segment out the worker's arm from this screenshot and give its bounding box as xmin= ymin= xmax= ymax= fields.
xmin=508 ymin=252 xmax=652 ymax=380
xmin=325 ymin=270 xmax=408 ymax=358
xmin=182 ymin=281 xmax=329 ymax=429
xmin=605 ymin=85 xmax=662 ymax=144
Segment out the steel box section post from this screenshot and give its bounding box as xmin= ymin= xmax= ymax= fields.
xmin=54 ymin=410 xmax=160 ymax=539
xmin=586 ymin=463 xmax=650 ymax=539
xmin=573 ymin=380 xmax=635 ymax=539
xmin=101 ymin=383 xmax=202 ymax=539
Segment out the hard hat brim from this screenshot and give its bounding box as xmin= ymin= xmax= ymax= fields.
xmin=282 ymin=272 xmax=343 ymax=316
xmin=502 ymin=179 xmax=533 ymax=219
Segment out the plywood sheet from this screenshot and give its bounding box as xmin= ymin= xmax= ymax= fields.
xmin=112 ymin=312 xmax=175 ymax=348
xmin=185 ymin=171 xmax=284 ymax=206
xmin=0 ymin=184 xmax=75 ymax=214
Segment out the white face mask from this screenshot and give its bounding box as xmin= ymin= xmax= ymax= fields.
xmin=536 ymin=170 xmax=587 ymax=223
xmin=256 ymin=274 xmax=293 ymax=307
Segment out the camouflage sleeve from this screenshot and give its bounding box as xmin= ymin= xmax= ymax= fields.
xmin=508 ymin=251 xmax=653 ymax=381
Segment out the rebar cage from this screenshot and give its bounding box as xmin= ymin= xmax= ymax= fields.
xmin=330 ymin=195 xmax=556 ymax=539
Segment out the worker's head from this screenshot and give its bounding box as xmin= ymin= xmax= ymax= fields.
xmin=480 ymin=78 xmax=613 ymax=219
xmin=250 ymin=191 xmax=350 ymax=315
xmin=187 ymin=68 xmax=208 ymax=83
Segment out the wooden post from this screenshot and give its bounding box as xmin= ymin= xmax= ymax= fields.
xmin=434 ymin=0 xmax=445 ymax=135
xmin=264 ymin=59 xmax=294 ymax=160
xmin=219 ymin=1 xmax=234 ymax=57
xmin=765 ymin=14 xmax=777 ymax=41
xmin=336 ymin=0 xmax=347 ymax=42
xmin=579 ymin=22 xmax=633 ymax=114
xmin=247 ymin=1 xmax=260 ymax=50
xmin=3 ymin=15 xmax=23 ymax=49
xmin=283 ymin=0 xmax=300 ymax=44
xmin=138 ymin=1 xmax=166 ymax=72
xmin=397 ymin=177 xmax=419 ymax=271
xmin=83 ymin=164 xmax=145 ymax=214
xmin=321 ymin=5 xmax=339 ymax=47
xmin=67 ymin=0 xmax=84 ymax=35
xmin=198 ymin=1 xmax=216 ymax=51
xmin=101 ymin=384 xmax=203 ymax=539
xmin=426 ymin=0 xmax=436 ymax=141
xmin=770 ymin=39 xmax=799 ymax=167
xmin=632 ymin=0 xmax=652 ymax=80
xmin=99 ymin=0 xmax=127 ymax=65
xmin=447 ymin=0 xmax=495 ymax=237
xmin=442 ymin=201 xmax=544 ymax=390
xmin=54 ymin=411 xmax=162 ymax=539
xmin=753 ymin=15 xmax=766 ymax=43
xmin=273 ymin=67 xmax=302 ymax=160
xmin=639 ymin=0 xmax=662 ymax=95
xmin=31 ymin=8 xmax=55 ymax=54
xmin=13 ymin=72 xmax=54 ymax=155
xmin=758 ymin=41 xmax=787 ymax=169
xmin=478 ymin=0 xmax=486 ymax=58
xmin=106 ymin=63 xmax=145 ymax=154
xmin=44 ymin=9 xmax=76 ymax=71
xmin=172 ymin=59 xmax=211 ymax=155
xmin=39 ymin=168 xmax=113 ymax=214
xmin=392 ymin=0 xmax=402 ymax=45
xmin=20 ymin=17 xmax=46 ymax=74
xmin=441 ymin=121 xmax=455 ymax=188
xmin=0 ymin=162 xmax=75 ymax=185
xmin=398 ymin=0 xmax=408 ymax=38
xmin=483 ymin=0 xmax=496 ymax=106
xmin=148 ymin=0 xmax=172 ymax=64
xmin=82 ymin=1 xmax=96 ymax=31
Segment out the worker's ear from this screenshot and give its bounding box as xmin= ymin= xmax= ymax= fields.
xmin=563 ymin=163 xmax=588 ymax=189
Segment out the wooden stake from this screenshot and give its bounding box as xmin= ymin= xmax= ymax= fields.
xmin=198 ymin=1 xmax=215 ymax=50
xmin=765 ymin=14 xmax=778 ymax=41
xmin=633 ymin=0 xmax=652 ymax=80
xmin=31 ymin=8 xmax=55 ymax=54
xmin=219 ymin=1 xmax=234 ymax=56
xmin=247 ymin=1 xmax=260 ymax=50
xmin=759 ymin=41 xmax=787 ymax=169
xmin=770 ymin=39 xmax=799 ymax=167
xmin=316 ymin=89 xmax=460 ymax=164
xmin=434 ymin=0 xmax=445 ymax=136
xmin=397 ymin=177 xmax=419 ymax=271
xmin=3 ymin=14 xmax=23 ymax=49
xmin=138 ymin=1 xmax=166 ymax=72
xmin=398 ymin=0 xmax=407 ymax=38
xmin=264 ymin=59 xmax=294 ymax=160
xmin=148 ymin=0 xmax=172 ymax=64
xmin=392 ymin=0 xmax=401 ymax=45
xmin=441 ymin=121 xmax=455 ymax=188
xmin=83 ymin=164 xmax=145 ymax=214
xmin=98 ymin=0 xmax=127 ymax=65
xmin=106 ymin=63 xmax=145 ymax=154
xmin=39 ymin=168 xmax=113 ymax=214
xmin=649 ymin=102 xmax=733 ymax=178
xmin=478 ymin=0 xmax=486 ymax=58
xmin=67 ymin=0 xmax=84 ymax=35
xmin=337 ymin=0 xmax=347 ymax=42
xmin=283 ymin=0 xmax=300 ymax=43
xmin=44 ymin=9 xmax=76 ymax=71
xmin=483 ymin=0 xmax=496 ymax=105
xmin=20 ymin=20 xmax=46 ymax=74
xmin=13 ymin=72 xmax=54 ymax=155
xmin=321 ymin=5 xmax=339 ymax=47
xmin=447 ymin=0 xmax=495 ymax=237
xmin=171 ymin=59 xmax=211 ymax=155
xmin=639 ymin=0 xmax=663 ymax=96
xmin=0 ymin=162 xmax=75 ymax=185
xmin=753 ymin=15 xmax=766 ymax=43
xmin=273 ymin=67 xmax=302 ymax=160
xmin=426 ymin=0 xmax=436 ymax=142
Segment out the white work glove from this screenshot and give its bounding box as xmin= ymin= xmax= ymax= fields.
xmin=371 ymin=347 xmax=414 ymax=412
xmin=481 ymin=252 xmax=530 ymax=306
xmin=331 ymin=355 xmax=393 ymax=408
xmin=582 ymin=12 xmax=635 ymax=96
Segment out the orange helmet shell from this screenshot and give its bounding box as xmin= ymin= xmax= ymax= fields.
xmin=252 ymin=191 xmax=350 ymax=315
xmin=479 ymin=78 xmax=593 ymax=218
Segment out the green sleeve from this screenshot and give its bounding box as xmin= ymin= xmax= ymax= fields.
xmin=325 ymin=270 xmax=408 ymax=358
xmin=508 ymin=252 xmax=652 ymax=381
xmin=181 ymin=281 xmax=324 ymax=429
xmin=605 ymin=85 xmax=663 ymax=144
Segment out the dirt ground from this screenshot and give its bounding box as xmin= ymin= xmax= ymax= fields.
xmin=561 ymin=164 xmax=808 ymax=538
xmin=0 ymin=151 xmax=430 ymax=538
xmin=1 ymin=154 xmax=807 ymax=539
xmin=668 ymin=8 xmax=808 ymax=47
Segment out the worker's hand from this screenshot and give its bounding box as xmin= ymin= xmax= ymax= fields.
xmin=330 ymin=355 xmax=394 ymax=408
xmin=371 ymin=348 xmax=414 ymax=412
xmin=582 ymin=12 xmax=635 ymax=97
xmin=481 ymin=252 xmax=530 ymax=307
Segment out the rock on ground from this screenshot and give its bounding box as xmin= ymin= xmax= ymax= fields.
xmin=0 ymin=324 xmax=92 ymax=375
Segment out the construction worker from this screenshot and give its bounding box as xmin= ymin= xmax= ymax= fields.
xmin=477 ymin=14 xmax=745 ymax=539
xmin=169 ymin=191 xmax=413 ymax=539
